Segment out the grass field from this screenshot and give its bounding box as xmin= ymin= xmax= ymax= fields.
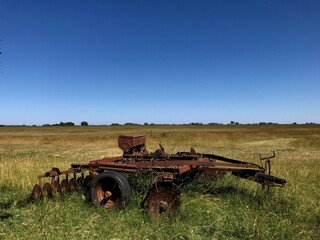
xmin=0 ymin=125 xmax=319 ymax=239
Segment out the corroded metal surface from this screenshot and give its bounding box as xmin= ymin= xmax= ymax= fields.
xmin=32 ymin=134 xmax=287 ymax=214
xmin=146 ymin=186 xmax=180 ymax=216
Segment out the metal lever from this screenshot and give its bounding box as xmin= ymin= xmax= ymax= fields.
xmin=259 ymin=151 xmax=276 ymax=175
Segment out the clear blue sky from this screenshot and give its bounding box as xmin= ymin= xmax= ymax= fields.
xmin=1 ymin=0 xmax=319 ymax=125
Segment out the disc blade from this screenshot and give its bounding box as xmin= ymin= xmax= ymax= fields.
xmin=146 ymin=186 xmax=180 ymax=217
xmin=43 ymin=182 xmax=53 ymax=199
xmin=69 ymin=178 xmax=78 ymax=192
xmin=61 ymin=179 xmax=71 ymax=194
xmin=31 ymin=184 xmax=43 ymax=201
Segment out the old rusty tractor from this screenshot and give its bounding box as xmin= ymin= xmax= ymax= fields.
xmin=32 ymin=134 xmax=287 ymax=216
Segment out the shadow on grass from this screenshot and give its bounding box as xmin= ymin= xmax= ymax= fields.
xmin=0 ymin=213 xmax=12 ymax=221
xmin=0 ymin=185 xmax=36 ymax=221
xmin=0 ymin=200 xmax=13 ymax=209
xmin=182 ymin=176 xmax=295 ymax=215
xmin=184 ymin=183 xmax=253 ymax=200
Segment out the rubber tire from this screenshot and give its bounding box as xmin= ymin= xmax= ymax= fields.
xmin=89 ymin=171 xmax=131 ymax=209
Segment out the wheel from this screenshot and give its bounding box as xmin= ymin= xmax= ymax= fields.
xmin=79 ymin=175 xmax=94 ymax=201
xmin=83 ymin=175 xmax=93 ymax=191
xmin=77 ymin=176 xmax=84 ymax=187
xmin=31 ymin=184 xmax=43 ymax=201
xmin=53 ymin=181 xmax=62 ymax=194
xmin=146 ymin=185 xmax=180 ymax=217
xmin=90 ymin=171 xmax=131 ymax=209
xmin=69 ymin=178 xmax=78 ymax=192
xmin=61 ymin=179 xmax=71 ymax=194
xmin=42 ymin=183 xmax=53 ymax=199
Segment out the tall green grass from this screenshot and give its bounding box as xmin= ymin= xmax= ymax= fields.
xmin=0 ymin=125 xmax=319 ymax=239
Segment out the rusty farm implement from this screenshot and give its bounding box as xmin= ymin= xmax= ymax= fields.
xmin=31 ymin=134 xmax=287 ymax=216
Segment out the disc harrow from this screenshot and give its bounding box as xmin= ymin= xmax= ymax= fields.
xmin=31 ymin=168 xmax=96 ymax=200
xmin=32 ymin=134 xmax=287 ymax=216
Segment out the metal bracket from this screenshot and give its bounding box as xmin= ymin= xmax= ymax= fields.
xmin=259 ymin=151 xmax=276 ymax=175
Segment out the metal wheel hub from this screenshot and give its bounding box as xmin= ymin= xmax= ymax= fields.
xmin=96 ymin=185 xmax=115 ymax=208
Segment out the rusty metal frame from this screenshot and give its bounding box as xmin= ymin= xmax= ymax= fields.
xmin=33 ymin=134 xmax=287 ymax=207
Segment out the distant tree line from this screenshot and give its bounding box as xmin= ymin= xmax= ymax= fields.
xmin=42 ymin=121 xmax=88 ymax=126
xmin=94 ymin=121 xmax=319 ymax=126
xmin=43 ymin=122 xmax=75 ymax=126
xmin=0 ymin=121 xmax=319 ymax=127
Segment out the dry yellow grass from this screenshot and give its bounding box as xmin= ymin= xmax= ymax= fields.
xmin=0 ymin=125 xmax=319 ymax=239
